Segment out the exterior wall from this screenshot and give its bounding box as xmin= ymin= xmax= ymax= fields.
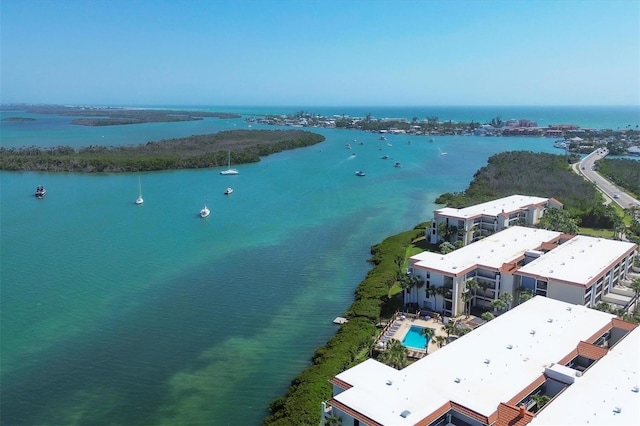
xmin=429 ymin=199 xmax=553 ymax=246
xmin=546 ymin=282 xmax=585 ymax=306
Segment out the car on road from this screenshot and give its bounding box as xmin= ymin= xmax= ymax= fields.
xmin=614 ymin=194 xmax=620 ymax=199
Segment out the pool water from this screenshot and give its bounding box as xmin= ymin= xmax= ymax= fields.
xmin=402 ymin=325 xmax=432 ymax=350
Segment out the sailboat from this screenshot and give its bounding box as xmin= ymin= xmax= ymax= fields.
xmin=200 ymin=202 xmax=210 ymax=218
xmin=220 ymin=150 xmax=239 ymax=175
xmin=135 ymin=177 xmax=144 ymax=204
xmin=438 ymin=147 xmax=447 ymax=156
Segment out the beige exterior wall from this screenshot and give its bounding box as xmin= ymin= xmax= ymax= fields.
xmin=547 ymin=281 xmax=585 ymax=306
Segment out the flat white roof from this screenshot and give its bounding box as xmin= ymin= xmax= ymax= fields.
xmin=435 ymin=194 xmax=550 ymax=220
xmin=518 ymin=235 xmax=637 ymax=286
xmin=333 ymin=297 xmax=616 ymax=425
xmin=410 ymin=226 xmax=561 ymax=275
xmin=531 ymin=327 xmax=640 ymax=425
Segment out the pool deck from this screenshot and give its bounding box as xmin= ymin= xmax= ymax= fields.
xmin=375 ymin=313 xmax=451 ymax=359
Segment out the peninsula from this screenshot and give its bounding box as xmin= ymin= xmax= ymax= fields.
xmin=0 ymin=104 xmax=240 ymax=126
xmin=0 ymin=129 xmax=325 ymax=172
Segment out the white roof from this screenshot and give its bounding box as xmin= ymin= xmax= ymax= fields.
xmin=410 ymin=226 xmax=561 ymax=275
xmin=333 ymin=297 xmax=617 ymax=424
xmin=518 ymin=235 xmax=637 ymax=286
xmin=531 ymin=327 xmax=640 ymax=426
xmin=435 ymin=194 xmax=551 ymax=220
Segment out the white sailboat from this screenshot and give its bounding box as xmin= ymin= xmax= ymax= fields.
xmin=135 ymin=177 xmax=144 ymax=204
xmin=220 ymin=150 xmax=239 ymax=175
xmin=200 ymin=202 xmax=210 ymax=218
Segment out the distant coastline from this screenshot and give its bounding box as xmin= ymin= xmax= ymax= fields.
xmin=2 ymin=116 xmax=36 ymax=122
xmin=0 ymin=104 xmax=240 ymax=126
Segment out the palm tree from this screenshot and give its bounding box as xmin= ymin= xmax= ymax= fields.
xmin=421 ymin=327 xmax=436 ymax=354
xmin=462 ymin=289 xmax=473 ymax=318
xmin=411 ymin=275 xmax=425 ymax=306
xmin=399 ymin=274 xmax=412 ymax=307
xmin=630 ymin=278 xmax=640 ymax=299
xmin=433 ymin=286 xmax=444 ymax=313
xmin=464 ymin=278 xmax=479 ymax=317
xmin=491 ymin=298 xmax=507 ymax=313
xmin=433 ymin=334 xmax=448 ymax=348
xmin=443 ymin=320 xmax=457 ymax=339
xmin=499 ymin=292 xmax=513 ymax=311
xmin=377 ymin=339 xmax=408 ymax=369
xmin=427 ymin=286 xmax=437 ymax=311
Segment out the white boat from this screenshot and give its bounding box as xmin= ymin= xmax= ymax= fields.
xmin=224 ymin=187 xmax=233 ymax=195
xmin=35 ymin=185 xmax=46 ymax=199
xmin=200 ymin=204 xmax=210 ymax=218
xmin=135 ymin=177 xmax=144 ymax=205
xmin=394 ymin=162 xmax=402 ymax=168
xmin=220 ymin=150 xmax=239 ymax=175
xmin=355 ymin=170 xmax=366 ymax=177
xmin=438 ymin=147 xmax=447 ymax=156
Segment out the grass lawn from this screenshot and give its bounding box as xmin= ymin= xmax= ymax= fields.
xmin=579 ymin=227 xmax=615 ymax=238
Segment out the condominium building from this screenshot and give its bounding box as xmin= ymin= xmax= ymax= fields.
xmin=428 ymin=195 xmax=563 ymax=245
xmin=322 ymin=296 xmax=639 ymax=426
xmin=410 ymin=226 xmax=637 ymax=317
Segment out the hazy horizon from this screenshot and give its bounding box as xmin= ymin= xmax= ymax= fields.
xmin=2 ymin=0 xmax=639 ymax=107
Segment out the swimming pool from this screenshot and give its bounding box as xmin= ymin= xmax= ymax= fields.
xmin=402 ymin=325 xmax=432 ymax=350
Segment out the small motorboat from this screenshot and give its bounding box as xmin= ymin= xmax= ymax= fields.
xmin=224 ymin=187 xmax=233 ymax=195
xmin=35 ymin=185 xmax=46 ymax=199
xmin=355 ymin=170 xmax=366 ymax=177
xmin=394 ymin=162 xmax=402 ymax=168
xmin=381 ymin=155 xmax=389 ymax=160
xmin=200 ymin=204 xmax=210 ymax=218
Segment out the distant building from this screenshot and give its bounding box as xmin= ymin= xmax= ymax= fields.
xmin=322 ymin=296 xmax=639 ymax=426
xmin=428 ymin=194 xmax=562 ymax=246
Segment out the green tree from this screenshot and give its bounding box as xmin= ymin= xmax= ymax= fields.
xmin=377 ymin=339 xmax=408 ymax=369
xmin=421 ymin=327 xmax=436 ymax=354
xmin=491 ymin=298 xmax=507 ymax=313
xmin=630 ymin=278 xmax=640 ymax=298
xmin=500 ymin=292 xmax=513 ymax=311
xmin=399 ymin=274 xmax=412 ymax=307
xmin=464 ymin=278 xmax=479 ymax=317
xmin=411 ymin=275 xmax=425 ymax=306
xmin=595 ymin=301 xmax=612 ymax=312
xmin=481 ymin=311 xmax=495 ymax=322
xmin=439 ymin=241 xmax=455 ymax=254
xmin=433 ymin=334 xmax=448 ymax=348
xmin=536 ymin=208 xmax=579 ymax=234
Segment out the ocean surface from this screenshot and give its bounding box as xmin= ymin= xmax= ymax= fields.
xmin=1 ymin=105 xmax=638 ymax=425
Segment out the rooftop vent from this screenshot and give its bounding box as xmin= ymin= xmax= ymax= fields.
xmin=632 ymin=385 xmax=639 ymax=393
xmin=400 ymin=410 xmax=411 ymax=418
xmin=567 ymin=307 xmax=572 ymax=312
xmin=386 ymin=380 xmax=393 ymax=386
xmin=613 ymin=407 xmax=622 ymax=414
xmin=547 ymin=318 xmax=554 ymax=323
xmin=506 ymin=344 xmax=513 ymax=349
xmin=454 ymin=377 xmax=461 ymax=383
xmin=484 ymin=359 xmax=491 ymax=364
xmin=530 ymin=330 xmax=536 ymax=335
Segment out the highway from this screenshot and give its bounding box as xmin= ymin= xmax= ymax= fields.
xmin=576 ymin=149 xmax=640 ymax=209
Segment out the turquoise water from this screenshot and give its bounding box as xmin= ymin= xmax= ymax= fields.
xmin=0 ymin=106 xmax=637 ymax=425
xmin=402 ymin=326 xmax=431 ymax=350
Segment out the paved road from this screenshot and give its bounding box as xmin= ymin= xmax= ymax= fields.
xmin=576 ymin=149 xmax=640 ymax=209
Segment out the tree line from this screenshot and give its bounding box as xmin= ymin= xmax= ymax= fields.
xmin=0 ymin=130 xmax=325 ymax=172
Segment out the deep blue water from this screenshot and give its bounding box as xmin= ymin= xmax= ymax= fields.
xmin=0 ymin=105 xmax=638 ymax=425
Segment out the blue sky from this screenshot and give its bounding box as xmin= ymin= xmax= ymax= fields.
xmin=1 ymin=0 xmax=639 ymax=106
